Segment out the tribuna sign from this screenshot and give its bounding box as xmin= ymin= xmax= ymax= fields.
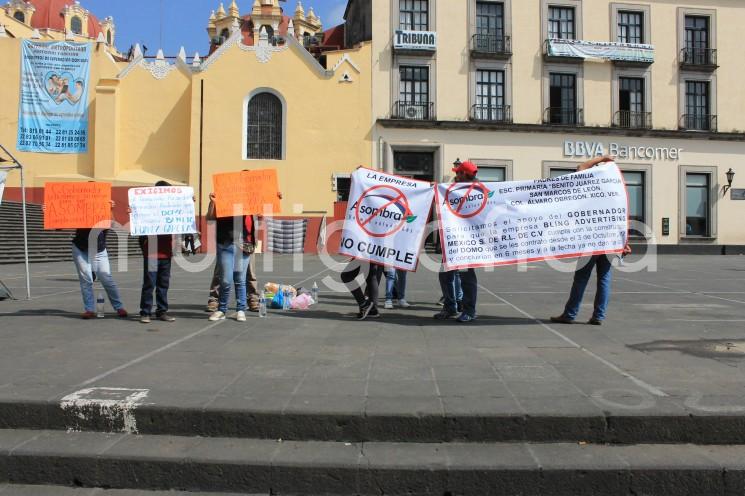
xmin=394 ymin=30 xmax=437 ymax=51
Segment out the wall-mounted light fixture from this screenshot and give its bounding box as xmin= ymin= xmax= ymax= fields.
xmin=724 ymin=168 xmax=735 ymax=194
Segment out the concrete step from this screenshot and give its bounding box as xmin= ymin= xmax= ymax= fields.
xmin=2 ymin=398 xmax=745 ymax=445
xmin=0 ymin=429 xmax=742 ymax=495
xmin=0 ymin=485 xmax=243 ymax=495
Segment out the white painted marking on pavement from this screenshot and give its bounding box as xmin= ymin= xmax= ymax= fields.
xmin=60 ymin=387 xmax=149 ymax=433
xmin=478 ymin=284 xmax=668 ymax=398
xmin=616 ymin=277 xmax=745 ymax=305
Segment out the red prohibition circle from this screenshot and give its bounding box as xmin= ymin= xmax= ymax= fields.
xmin=354 ymin=184 xmax=410 ymax=238
xmin=445 ymin=182 xmax=490 ymax=219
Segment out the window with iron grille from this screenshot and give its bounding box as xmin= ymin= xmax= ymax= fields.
xmin=685 ymin=15 xmax=710 ymax=64
xmin=399 ymin=66 xmax=429 ymax=103
xmin=399 ymin=0 xmax=428 ymax=31
xmin=685 ymin=16 xmax=709 ymax=50
xmin=71 ymin=16 xmax=83 ymax=35
xmin=476 ymin=2 xmax=505 ymax=40
xmin=548 ymin=6 xmax=575 ymax=39
xmin=246 ymin=92 xmax=283 ymax=160
xmin=549 ymin=72 xmax=577 ymax=124
xmin=475 ymin=69 xmax=505 ymax=120
xmin=685 ymin=80 xmax=710 ymax=130
xmin=618 ymin=11 xmax=643 ymax=44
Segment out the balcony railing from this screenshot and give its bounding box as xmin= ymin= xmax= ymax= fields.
xmin=680 ymin=114 xmax=717 ymax=132
xmin=680 ymin=47 xmax=717 ymax=68
xmin=471 ymin=34 xmax=511 ymax=58
xmin=613 ymin=110 xmax=652 ymax=129
xmin=471 ymin=105 xmax=512 ymax=123
xmin=543 ymin=107 xmax=584 ymax=126
xmin=392 ymin=101 xmax=435 ymax=120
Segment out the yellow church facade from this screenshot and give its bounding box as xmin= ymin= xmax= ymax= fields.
xmin=0 ymin=0 xmax=372 ymax=230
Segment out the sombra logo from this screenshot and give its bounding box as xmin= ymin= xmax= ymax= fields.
xmin=352 ymin=185 xmax=417 ymax=238
xmin=444 ymin=182 xmax=493 ymax=219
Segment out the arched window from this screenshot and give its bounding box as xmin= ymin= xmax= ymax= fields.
xmin=106 ymin=30 xmax=112 ymax=45
xmin=13 ymin=11 xmax=25 ymax=23
xmin=261 ymin=25 xmax=275 ymax=45
xmin=220 ymin=28 xmax=230 ymax=41
xmin=70 ymin=16 xmax=83 ymax=35
xmin=246 ymin=92 xmax=283 ymax=160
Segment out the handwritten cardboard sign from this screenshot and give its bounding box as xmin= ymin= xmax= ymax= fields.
xmin=128 ymin=186 xmax=197 ymax=235
xmin=44 ymin=182 xmax=111 ymax=229
xmin=213 ymin=169 xmax=280 ymax=217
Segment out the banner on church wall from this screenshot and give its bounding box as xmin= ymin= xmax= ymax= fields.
xmin=17 ymin=40 xmax=91 ymax=154
xmin=436 ymin=163 xmax=629 ymax=270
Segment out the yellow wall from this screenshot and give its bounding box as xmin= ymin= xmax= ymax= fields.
xmin=190 ymin=39 xmax=373 ymax=214
xmin=0 ymin=35 xmax=123 ymax=187
xmin=0 ymin=23 xmax=373 ymax=216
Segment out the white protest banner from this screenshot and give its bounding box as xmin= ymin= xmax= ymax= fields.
xmin=0 ymin=171 xmax=6 ymax=206
xmin=128 ymin=186 xmax=197 ymax=235
xmin=339 ymin=168 xmax=435 ymax=271
xmin=436 ymin=163 xmax=628 ymax=270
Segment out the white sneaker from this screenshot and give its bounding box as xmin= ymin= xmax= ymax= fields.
xmin=208 ymin=311 xmax=226 ymax=321
xmin=384 ymin=300 xmax=394 ymax=310
xmin=398 ymin=299 xmax=411 ymax=308
xmin=236 ymin=311 xmax=247 ymax=322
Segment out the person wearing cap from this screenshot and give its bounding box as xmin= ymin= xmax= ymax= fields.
xmin=434 ymin=160 xmax=479 ymax=323
xmin=550 ymin=155 xmax=632 ymax=325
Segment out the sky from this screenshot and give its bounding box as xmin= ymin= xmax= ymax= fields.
xmin=82 ymin=0 xmax=348 ymax=57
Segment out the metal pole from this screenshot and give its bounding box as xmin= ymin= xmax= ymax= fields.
xmin=0 ymin=144 xmax=31 ymax=299
xmin=19 ymin=164 xmax=31 ymax=300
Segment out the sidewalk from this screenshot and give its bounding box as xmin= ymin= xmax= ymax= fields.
xmin=0 ymin=254 xmax=744 ymax=442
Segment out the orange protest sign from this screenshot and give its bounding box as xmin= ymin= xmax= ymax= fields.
xmin=212 ymin=169 xmax=280 ymax=217
xmin=44 ymin=182 xmax=112 ymax=229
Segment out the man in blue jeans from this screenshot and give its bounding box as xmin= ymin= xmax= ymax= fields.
xmin=138 ymin=181 xmax=177 ymax=324
xmin=206 ymin=192 xmax=255 ymax=322
xmin=550 ymin=155 xmax=631 ymax=325
xmin=434 ymin=160 xmax=480 ymax=323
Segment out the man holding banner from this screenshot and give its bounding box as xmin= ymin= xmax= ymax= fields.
xmin=43 ymin=182 xmax=127 ymax=319
xmin=339 ymin=166 xmax=434 ymax=320
xmin=128 ymin=181 xmax=197 ymax=324
xmin=551 ymin=156 xmax=631 ymax=326
xmin=435 ymin=161 xmax=480 ymax=323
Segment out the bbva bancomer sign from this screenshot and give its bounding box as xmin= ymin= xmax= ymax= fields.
xmin=394 ymin=30 xmax=437 ymax=50
xmin=564 ymin=140 xmax=683 ymax=161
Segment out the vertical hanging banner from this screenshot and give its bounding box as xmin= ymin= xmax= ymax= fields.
xmin=128 ymin=186 xmax=197 ymax=235
xmin=340 ymin=168 xmax=434 ymax=271
xmin=436 ymin=163 xmax=628 ymax=270
xmin=17 ymin=40 xmax=91 ymax=154
xmin=0 ymin=171 xmax=6 ymax=206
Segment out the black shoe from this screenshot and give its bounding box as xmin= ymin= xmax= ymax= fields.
xmin=368 ymin=307 xmax=381 ymax=318
xmin=550 ymin=315 xmax=575 ymax=324
xmin=588 ymin=317 xmax=603 ymax=326
xmin=357 ymin=299 xmax=373 ymax=320
xmin=434 ymin=309 xmax=458 ymax=320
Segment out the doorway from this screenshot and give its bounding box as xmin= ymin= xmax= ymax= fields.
xmin=393 ymin=151 xmax=437 ymax=249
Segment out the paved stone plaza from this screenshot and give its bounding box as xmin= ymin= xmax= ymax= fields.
xmin=1 ymin=253 xmax=745 ymax=494
xmin=1 ymin=253 xmax=744 ymax=419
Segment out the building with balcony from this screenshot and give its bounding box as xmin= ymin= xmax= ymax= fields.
xmin=361 ymin=0 xmax=745 ymax=250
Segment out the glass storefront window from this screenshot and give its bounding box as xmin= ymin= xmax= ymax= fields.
xmin=686 ymin=173 xmax=709 ymax=236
